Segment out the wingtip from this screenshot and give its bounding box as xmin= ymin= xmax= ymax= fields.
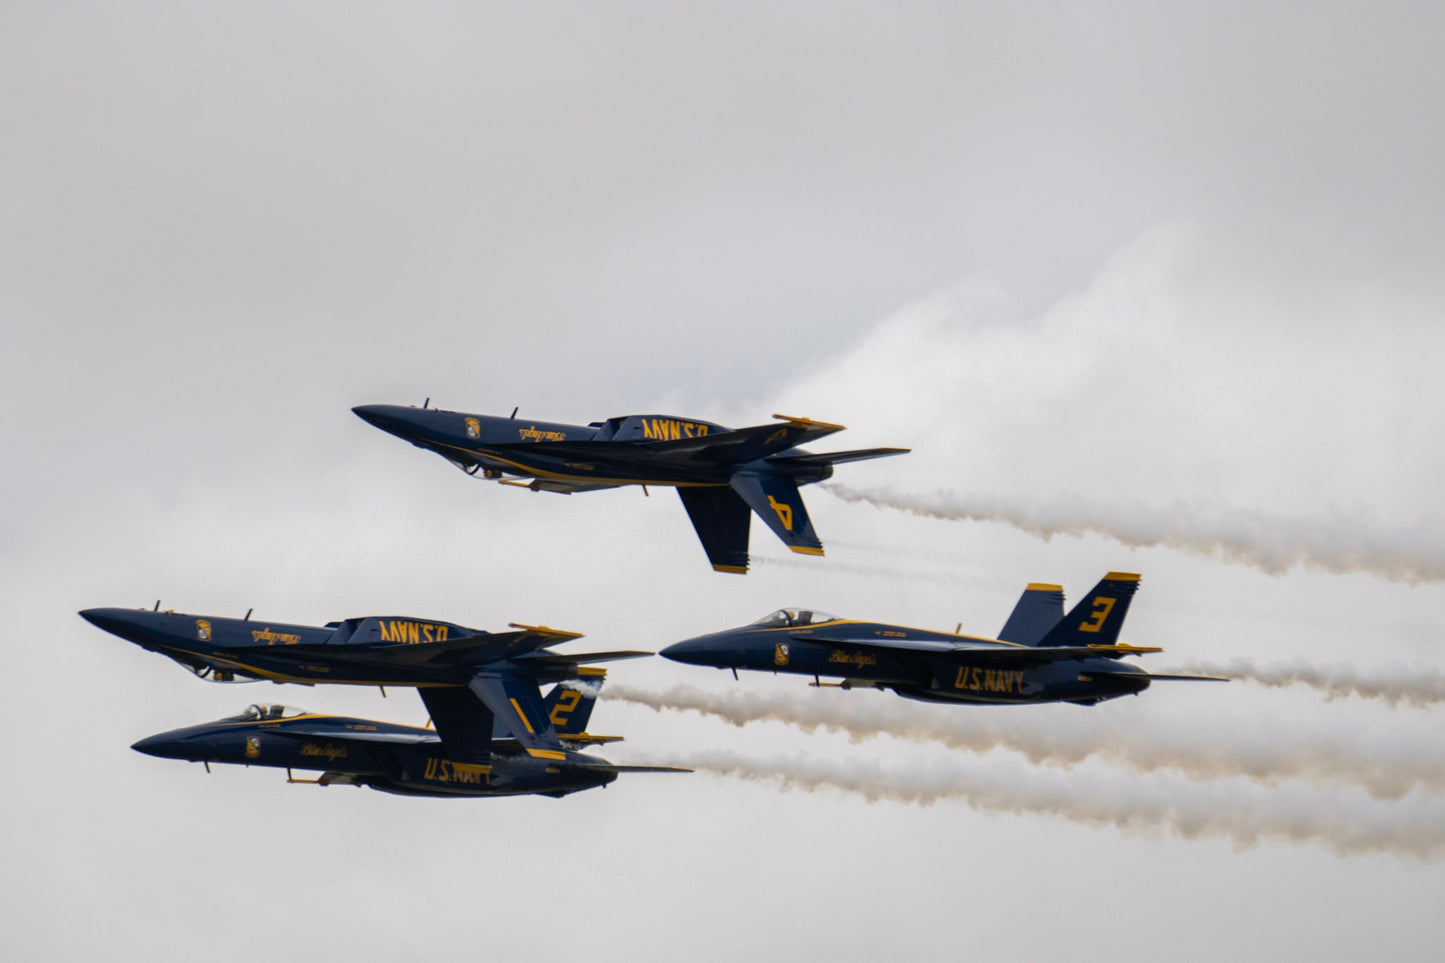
xmin=507 ymin=622 xmax=585 ymax=640
xmin=770 ymin=413 xmax=846 ymax=431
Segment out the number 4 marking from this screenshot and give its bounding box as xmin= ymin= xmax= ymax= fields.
xmin=767 ymin=495 xmax=794 ymax=531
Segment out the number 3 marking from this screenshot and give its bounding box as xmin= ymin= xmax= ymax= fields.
xmin=1078 ymin=596 xmax=1115 ymax=633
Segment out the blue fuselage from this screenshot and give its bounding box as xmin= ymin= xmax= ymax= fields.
xmin=351 ymin=405 xmax=834 ymax=488
xmin=663 ymin=620 xmax=1151 ymax=706
xmin=133 ymin=713 xmax=617 ymax=798
xmin=78 ymin=608 xmax=582 ymax=688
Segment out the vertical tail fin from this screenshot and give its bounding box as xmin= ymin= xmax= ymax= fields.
xmin=728 ymin=471 xmax=824 ymax=557
xmin=1037 ymin=573 xmax=1141 ymax=648
xmin=678 ymin=487 xmax=753 ymax=573
xmin=997 ymin=583 xmax=1066 ymax=646
xmin=543 ymin=669 xmax=605 ymax=735
xmin=419 ymin=686 xmax=495 ymax=764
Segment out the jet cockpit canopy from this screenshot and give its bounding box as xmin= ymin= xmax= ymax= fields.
xmin=225 ymin=704 xmax=309 ymax=722
xmin=750 ymin=608 xmax=839 ymax=628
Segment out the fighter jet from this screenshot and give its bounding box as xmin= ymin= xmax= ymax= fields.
xmin=352 ymin=403 xmax=907 ymax=573
xmin=130 ymin=680 xmax=688 ymax=799
xmin=661 ymin=573 xmax=1226 ymax=706
xmin=79 ymin=605 xmax=647 ymax=762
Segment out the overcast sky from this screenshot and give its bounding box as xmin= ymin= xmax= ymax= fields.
xmin=4 ymin=3 xmax=1444 ymax=960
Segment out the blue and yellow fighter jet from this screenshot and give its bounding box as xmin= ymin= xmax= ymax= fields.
xmin=352 ymin=403 xmax=907 ymax=573
xmin=131 ymin=680 xmax=688 ymax=798
xmin=662 ymin=573 xmax=1226 ymax=706
xmin=79 ymin=605 xmax=648 ymax=763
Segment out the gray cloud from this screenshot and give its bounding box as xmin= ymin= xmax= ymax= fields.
xmin=6 ymin=2 xmax=1445 ymax=959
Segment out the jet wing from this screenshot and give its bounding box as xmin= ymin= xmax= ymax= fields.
xmin=482 ymin=415 xmax=844 ymax=466
xmin=637 ymin=415 xmax=845 ymax=463
xmin=237 ymin=625 xmax=584 ymax=669
xmin=796 ymin=633 xmax=1161 ymax=664
xmin=467 ymin=673 xmax=567 ymax=760
xmin=377 ymin=625 xmax=583 ymax=666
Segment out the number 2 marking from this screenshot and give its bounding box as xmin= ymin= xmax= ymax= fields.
xmin=550 ymin=689 xmax=582 ymax=725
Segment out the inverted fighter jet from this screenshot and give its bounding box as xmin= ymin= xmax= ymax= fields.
xmin=79 ymin=605 xmax=647 ymax=762
xmin=662 ymin=573 xmax=1225 ymax=706
xmin=131 ymin=681 xmax=688 ymax=799
xmin=352 ymin=403 xmax=907 ymax=573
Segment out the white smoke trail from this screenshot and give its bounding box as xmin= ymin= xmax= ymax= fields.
xmin=607 ymin=682 xmax=1445 ymax=801
xmin=825 ymin=484 xmax=1445 ymax=586
xmin=1167 ymin=658 xmax=1445 ymax=708
xmin=659 ymin=749 xmax=1445 ymax=859
xmin=752 ymin=554 xmax=979 ymax=587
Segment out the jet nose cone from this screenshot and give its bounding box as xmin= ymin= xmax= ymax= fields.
xmin=351 ymin=403 xmax=389 ymax=428
xmin=352 ymin=403 xmax=423 ymax=440
xmin=130 ymin=733 xmax=185 ymax=759
xmin=661 ymin=635 xmax=726 ymax=667
xmin=78 ymin=607 xmax=132 ymax=635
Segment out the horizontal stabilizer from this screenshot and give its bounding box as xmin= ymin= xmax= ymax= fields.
xmin=1088 ymin=670 xmax=1230 ymax=682
xmin=562 ymin=734 xmax=625 ymax=746
xmin=768 ymin=447 xmax=910 ymax=468
xmin=522 ymin=650 xmax=653 ymax=666
xmin=567 ymin=763 xmax=693 ymax=774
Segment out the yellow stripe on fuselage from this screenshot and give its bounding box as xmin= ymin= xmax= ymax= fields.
xmin=440 ymin=444 xmax=719 ymax=489
xmin=155 ymin=645 xmax=454 ymax=687
xmin=753 ymin=619 xmax=1025 ymax=647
